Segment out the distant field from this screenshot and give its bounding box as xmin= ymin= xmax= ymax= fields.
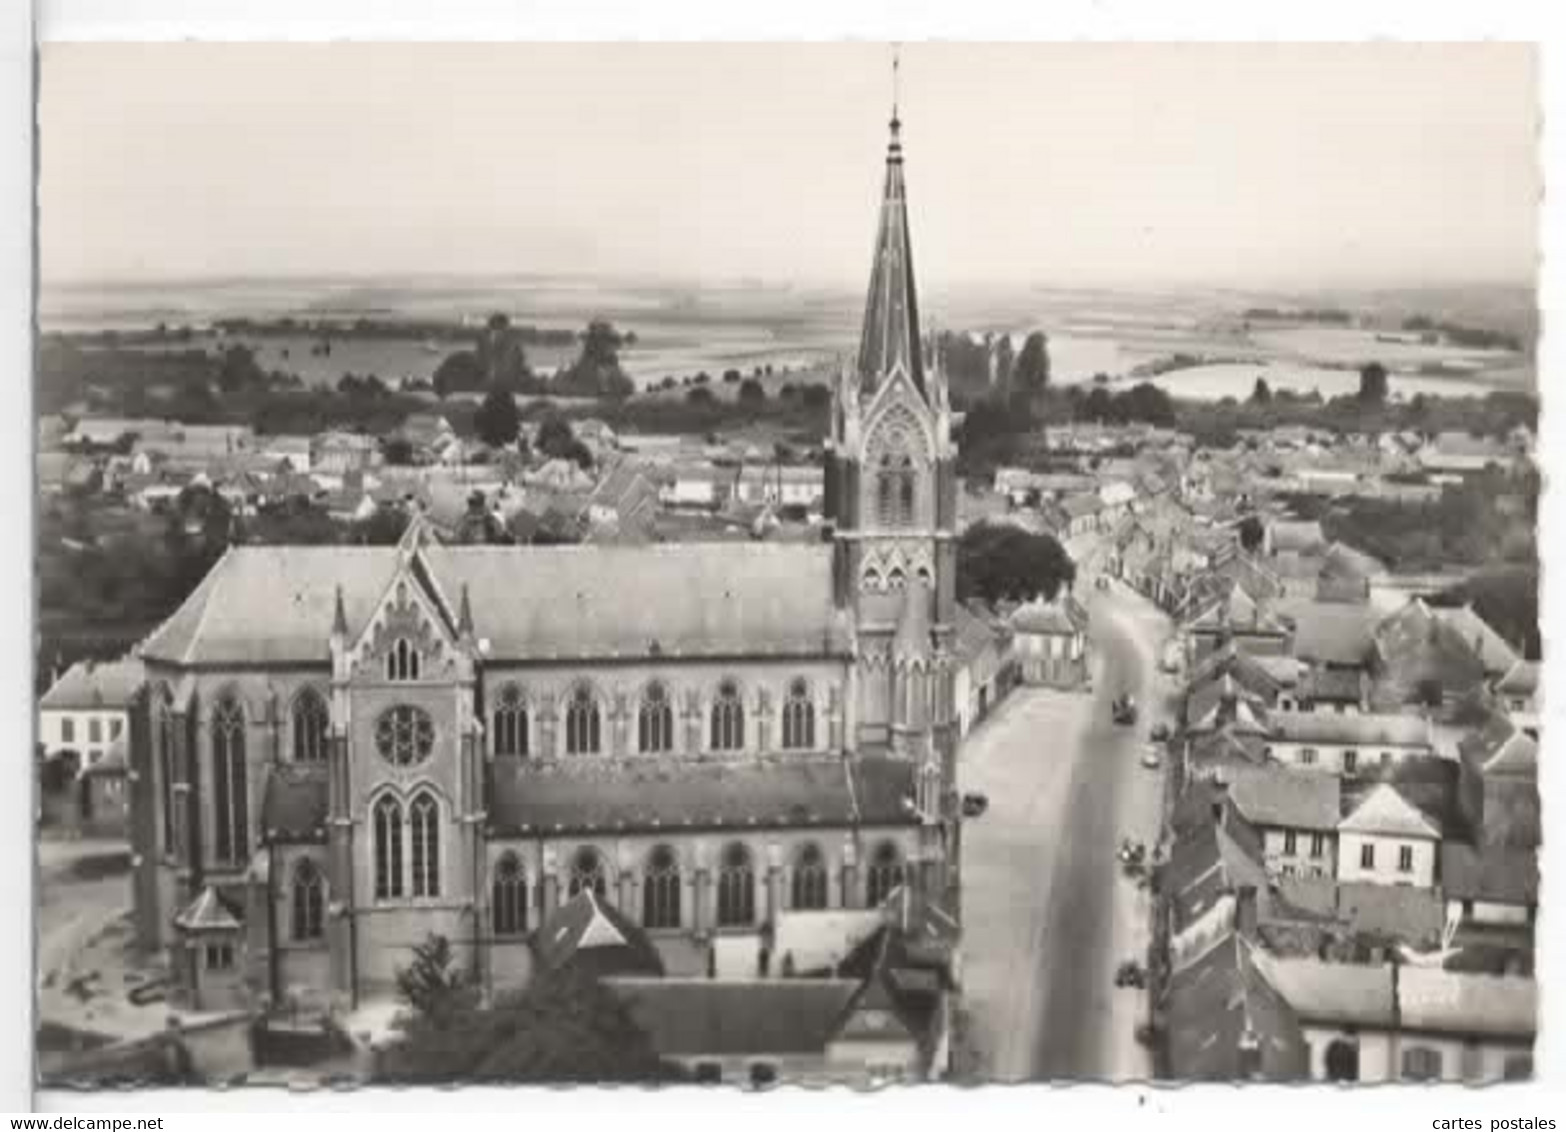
xmin=44 ymin=275 xmax=1536 ymax=399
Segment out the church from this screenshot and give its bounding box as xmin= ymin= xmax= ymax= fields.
xmin=126 ymin=105 xmax=965 ymax=1014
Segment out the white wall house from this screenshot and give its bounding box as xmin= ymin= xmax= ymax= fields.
xmin=38 ymin=657 xmax=144 ymax=767
xmin=1266 ymin=711 xmax=1434 ymax=776
xmin=1335 ymin=785 xmax=1440 ymax=889
xmin=1266 ymin=957 xmax=1536 ymax=1083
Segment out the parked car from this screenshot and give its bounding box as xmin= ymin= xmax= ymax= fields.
xmin=961 ymin=792 xmax=990 ymax=818
xmin=1114 ymin=960 xmax=1146 ymax=988
xmin=1095 ymin=575 xmax=1110 ymax=591
xmin=1140 ymin=749 xmax=1161 ymax=769
xmin=1150 ymin=722 xmax=1170 ymax=742
xmin=1112 ymin=694 xmax=1138 ymax=726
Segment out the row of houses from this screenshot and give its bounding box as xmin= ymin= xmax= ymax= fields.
xmin=1156 ymin=525 xmax=1539 ymax=1082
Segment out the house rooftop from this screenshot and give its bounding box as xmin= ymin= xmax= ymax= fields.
xmin=1228 ymin=766 xmax=1341 ymax=831
xmin=487 ymin=755 xmax=917 ymax=838
xmin=1270 ymin=710 xmax=1431 ymax=749
xmin=609 ymin=978 xmax=860 ymax=1058
xmin=39 ymin=657 xmax=145 ymax=713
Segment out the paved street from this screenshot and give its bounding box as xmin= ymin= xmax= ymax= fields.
xmin=958 ymin=580 xmax=1171 ymax=1081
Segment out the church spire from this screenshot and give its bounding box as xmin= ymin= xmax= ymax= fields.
xmin=856 ymin=50 xmax=924 ymax=397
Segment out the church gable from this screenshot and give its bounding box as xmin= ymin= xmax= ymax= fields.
xmin=347 ymin=557 xmax=463 ymax=684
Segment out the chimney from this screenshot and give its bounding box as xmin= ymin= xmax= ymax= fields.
xmin=1234 ymin=884 xmax=1259 ymax=938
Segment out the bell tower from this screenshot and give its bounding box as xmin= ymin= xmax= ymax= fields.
xmin=823 ymin=71 xmax=961 ymax=896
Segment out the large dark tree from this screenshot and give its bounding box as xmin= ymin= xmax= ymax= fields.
xmin=377 ymin=964 xmax=682 ymax=1085
xmin=956 ymin=522 xmax=1076 ymax=605
xmin=1237 ymin=514 xmax=1266 ymax=553
xmin=1250 ymin=377 xmax=1273 ymax=405
xmin=1358 ymin=361 xmax=1390 ymax=405
xmin=477 ymin=313 xmax=532 ymax=390
xmin=475 ymin=388 xmax=521 ymax=449
xmin=737 ymin=377 xmax=766 ymax=408
xmin=535 ymin=414 xmax=578 ymax=460
xmin=1012 ymin=332 xmax=1050 ymax=403
xmin=556 ymin=319 xmax=635 ymax=399
xmin=433 ymin=350 xmax=486 ymax=399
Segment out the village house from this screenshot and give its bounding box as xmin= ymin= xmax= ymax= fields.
xmin=734 ymin=464 xmax=826 ymax=512
xmin=1259 ymin=955 xmax=1536 ymax=1083
xmin=1429 ymin=603 xmax=1522 ymax=684
xmin=261 ymin=435 xmax=314 ymax=473
xmin=73 ymin=736 xmax=132 ymax=839
xmin=1334 ymin=784 xmax=1442 ymax=889
xmin=1226 ymin=767 xmax=1340 ymax=880
xmin=38 ymin=656 xmax=145 ymax=766
xmin=1368 ymin=599 xmax=1489 ymax=713
xmin=312 ymin=431 xmax=381 ymax=477
xmin=1416 ymin=431 xmax=1517 ymax=477
xmin=1494 ymin=659 xmax=1540 ymax=736
xmin=1265 ymin=711 xmax=1435 ymax=776
xmin=662 ymin=464 xmax=732 ymax=511
xmin=585 ymin=459 xmax=661 ymax=540
xmin=1008 ymin=594 xmax=1089 ymax=688
xmin=951 ymin=604 xmax=1013 ymax=738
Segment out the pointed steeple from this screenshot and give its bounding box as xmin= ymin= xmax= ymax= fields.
xmin=457 ymin=582 xmax=474 ymax=640
xmin=857 ymin=55 xmax=924 ymax=397
xmin=331 ymin=584 xmax=349 ymax=638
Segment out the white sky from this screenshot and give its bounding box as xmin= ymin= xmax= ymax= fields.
xmin=38 ymin=42 xmax=1538 ymax=289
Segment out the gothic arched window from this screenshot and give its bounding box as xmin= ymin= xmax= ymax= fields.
xmin=566 ymin=685 xmax=602 ymax=755
xmin=291 ymin=859 xmax=325 ymax=941
xmin=292 ymin=687 xmax=329 ymax=764
xmin=876 ymin=452 xmax=917 ymax=527
xmin=387 ymin=637 xmax=421 ymax=681
xmin=409 ymin=791 xmax=440 ymax=898
xmin=211 ymin=693 xmax=248 ymax=866
xmin=643 ymin=845 xmax=682 ymax=930
xmin=492 ymin=685 xmax=528 ymax=758
xmin=710 ymin=680 xmax=745 ymax=752
xmin=782 ymin=678 xmax=816 ymax=750
xmin=569 ymin=847 xmax=608 ymax=899
xmin=639 ymin=682 xmax=674 ymax=754
xmin=717 ymin=842 xmax=756 ymax=927
xmin=155 ymin=687 xmax=176 ymax=854
xmin=866 ymin=841 xmax=904 ymax=907
xmin=492 ymin=853 xmax=528 ymax=936
xmin=373 ymin=795 xmax=404 ymax=900
xmin=791 ymin=842 xmax=829 ymax=910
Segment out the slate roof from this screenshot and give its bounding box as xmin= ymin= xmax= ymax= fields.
xmin=1496 ymin=659 xmax=1539 ymax=699
xmin=39 ymin=658 xmax=145 ymax=712
xmin=1275 ymin=599 xmax=1375 ymax=666
xmin=1372 ymin=599 xmax=1488 ymax=698
xmin=533 ymin=890 xmax=665 ymax=978
xmin=1167 ymin=809 xmax=1269 ymax=935
xmin=261 ymin=768 xmax=329 ymax=844
xmin=1227 ymin=766 xmax=1341 ymax=831
xmin=1298 ymin=666 xmax=1363 ymax=704
xmin=1338 ymin=783 xmax=1441 ymax=839
xmin=1398 ymin=969 xmax=1537 ymax=1039
xmin=610 ymin=978 xmax=860 ymax=1058
xmin=1334 ymin=882 xmax=1445 ymax=945
xmin=1440 ymin=843 xmax=1538 ymax=906
xmin=1458 ymin=715 xmax=1537 ymax=778
xmin=1164 ymin=935 xmax=1309 ymax=1081
xmin=1270 ymin=520 xmax=1325 ymax=554
xmin=141 ymin=542 xmax=850 ymax=666
xmin=1270 ymin=711 xmax=1431 ymax=749
xmin=173 ymin=886 xmax=242 ymax=932
xmin=1010 ymin=595 xmax=1088 ymax=636
xmin=487 ymin=756 xmax=917 ymax=837
xmin=1256 ymin=955 xmax=1396 ymax=1028
xmin=1432 ymin=605 xmax=1521 ymax=679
